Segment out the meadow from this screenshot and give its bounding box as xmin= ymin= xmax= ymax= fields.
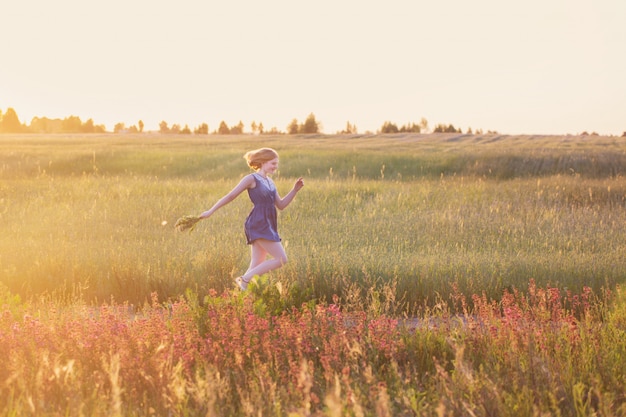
xmin=1 ymin=133 xmax=626 ymax=415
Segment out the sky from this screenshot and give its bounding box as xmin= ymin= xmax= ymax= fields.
xmin=1 ymin=0 xmax=625 ymax=135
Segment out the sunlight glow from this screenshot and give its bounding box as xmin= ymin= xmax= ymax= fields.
xmin=1 ymin=0 xmax=625 ymax=135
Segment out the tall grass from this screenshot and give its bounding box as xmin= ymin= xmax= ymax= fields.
xmin=1 ymin=134 xmax=625 ymax=309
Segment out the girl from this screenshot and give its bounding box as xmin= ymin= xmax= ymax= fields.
xmin=197 ymin=148 xmax=304 ymax=290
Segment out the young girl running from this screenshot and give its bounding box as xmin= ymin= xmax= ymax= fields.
xmin=197 ymin=148 xmax=304 ymax=290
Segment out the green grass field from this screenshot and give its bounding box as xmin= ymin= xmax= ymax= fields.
xmin=1 ymin=133 xmax=625 ymax=310
xmin=2 ymin=133 xmax=626 ymax=416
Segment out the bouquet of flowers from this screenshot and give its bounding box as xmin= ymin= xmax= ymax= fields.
xmin=175 ymin=215 xmax=201 ymax=232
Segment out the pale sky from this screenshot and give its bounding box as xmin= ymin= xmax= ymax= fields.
xmin=1 ymin=0 xmax=625 ymax=135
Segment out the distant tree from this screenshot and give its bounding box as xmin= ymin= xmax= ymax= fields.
xmin=138 ymin=120 xmax=144 ymax=133
xmin=0 ymin=107 xmax=23 ymax=133
xmin=622 ymin=131 xmax=626 ymax=137
xmin=170 ymin=124 xmax=181 ymax=134
xmin=230 ymin=121 xmax=244 ymax=134
xmin=159 ymin=121 xmax=170 ymax=134
xmin=30 ymin=117 xmax=59 ymax=133
xmin=251 ymin=121 xmax=258 ymax=134
xmin=114 ymin=122 xmax=126 ymax=133
xmin=91 ymin=121 xmax=106 ymax=133
xmin=287 ymin=119 xmax=299 ymax=135
xmin=181 ymin=124 xmax=191 ymax=134
xmin=466 ymin=127 xmax=473 ymax=134
xmin=301 ymin=113 xmax=320 ymax=134
xmin=29 ymin=116 xmax=45 ymax=133
xmin=81 ymin=118 xmax=95 ymax=133
xmin=258 ymin=122 xmax=264 ymax=134
xmin=419 ymin=117 xmax=429 ymax=133
xmin=217 ymin=121 xmax=230 ymax=134
xmin=194 ymin=123 xmax=209 ymax=135
xmin=433 ymin=123 xmax=461 ymax=133
xmin=380 ymin=121 xmax=399 ymax=134
xmin=61 ymin=116 xmax=83 ymax=133
xmin=399 ymin=122 xmax=420 ymax=133
xmin=339 ymin=121 xmax=357 ymax=134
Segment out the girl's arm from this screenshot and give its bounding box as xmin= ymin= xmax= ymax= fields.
xmin=199 ymin=174 xmax=255 ymax=219
xmin=275 ymin=177 xmax=304 ymax=210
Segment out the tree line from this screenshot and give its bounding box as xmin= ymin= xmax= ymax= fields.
xmin=0 ymin=107 xmax=495 ymax=136
xmin=7 ymin=106 xmax=621 ymax=136
xmin=0 ymin=108 xmax=108 ymax=134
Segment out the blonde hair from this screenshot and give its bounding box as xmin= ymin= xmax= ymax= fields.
xmin=244 ymin=148 xmax=279 ymax=171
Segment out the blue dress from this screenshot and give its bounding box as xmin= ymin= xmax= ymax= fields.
xmin=244 ymin=173 xmax=280 ymax=244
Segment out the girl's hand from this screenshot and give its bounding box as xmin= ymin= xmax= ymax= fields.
xmin=294 ymin=177 xmax=304 ymax=191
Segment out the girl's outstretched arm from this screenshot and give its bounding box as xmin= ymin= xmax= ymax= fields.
xmin=275 ymin=177 xmax=304 ymax=210
xmin=199 ymin=174 xmax=255 ymax=219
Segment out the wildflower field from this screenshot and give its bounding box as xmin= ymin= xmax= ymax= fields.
xmin=1 ymin=133 xmax=626 ymax=416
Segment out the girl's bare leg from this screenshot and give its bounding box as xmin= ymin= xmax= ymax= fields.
xmin=241 ymin=239 xmax=288 ymax=282
xmin=246 ymin=241 xmax=267 ymax=273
